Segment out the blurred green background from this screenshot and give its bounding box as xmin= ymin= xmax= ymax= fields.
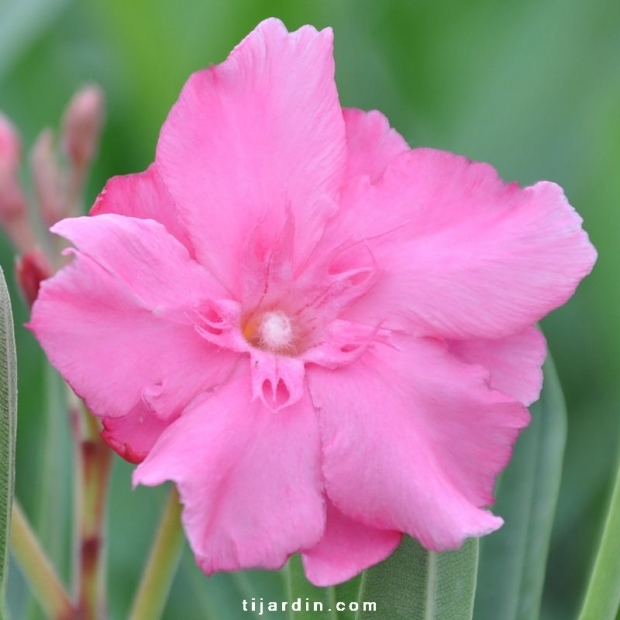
xmin=0 ymin=0 xmax=618 ymax=618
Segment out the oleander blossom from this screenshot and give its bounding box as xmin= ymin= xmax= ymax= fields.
xmin=30 ymin=19 xmax=596 ymax=586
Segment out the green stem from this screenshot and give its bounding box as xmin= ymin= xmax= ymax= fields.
xmin=578 ymin=449 xmax=620 ymax=620
xmin=128 ymin=487 xmax=184 ymax=620
xmin=10 ymin=501 xmax=74 ymax=620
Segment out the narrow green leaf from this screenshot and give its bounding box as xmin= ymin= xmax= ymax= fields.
xmin=0 ymin=267 xmax=18 ymax=618
xmin=179 ymin=551 xmax=247 ymax=619
xmin=474 ymin=356 xmax=567 ymax=620
xmin=176 ymin=553 xmax=287 ymax=619
xmin=23 ymin=365 xmax=72 ymax=620
xmin=286 ymin=555 xmax=337 ymax=619
xmin=35 ymin=368 xmax=71 ymax=572
xmin=128 ymin=487 xmax=184 ymax=620
xmin=335 ymin=574 xmax=363 ymax=620
xmin=232 ymin=567 xmax=286 ymax=609
xmin=355 ymin=537 xmax=478 ymax=620
xmin=577 ymin=448 xmax=620 ymax=620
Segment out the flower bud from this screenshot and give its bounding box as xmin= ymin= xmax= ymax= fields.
xmin=62 ymin=84 xmax=104 ymax=170
xmin=16 ymin=249 xmax=53 ymax=307
xmin=0 ymin=112 xmax=21 ymax=178
xmin=31 ymin=128 xmax=65 ymax=226
xmin=0 ymin=112 xmax=35 ymax=253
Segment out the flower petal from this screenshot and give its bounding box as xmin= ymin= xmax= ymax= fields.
xmin=308 ymin=334 xmax=530 ymax=551
xmin=333 ymin=149 xmax=597 ymax=339
xmin=90 ymin=163 xmax=194 ymax=257
xmin=343 ymin=108 xmax=409 ymax=183
xmin=29 ymin=215 xmax=237 ymax=430
xmin=249 ymin=349 xmax=306 ymax=411
xmin=301 ymin=499 xmax=401 ymax=587
xmin=101 ymin=406 xmax=172 ymax=464
xmin=134 ymin=366 xmax=325 ymax=572
xmin=448 ymin=326 xmax=546 ymax=406
xmin=156 ymin=18 xmax=346 ymax=291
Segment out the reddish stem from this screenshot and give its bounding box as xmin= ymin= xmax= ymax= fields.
xmin=70 ymin=394 xmax=112 ymax=620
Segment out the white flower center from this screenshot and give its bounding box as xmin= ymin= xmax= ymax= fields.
xmin=257 ymin=310 xmax=294 ymax=352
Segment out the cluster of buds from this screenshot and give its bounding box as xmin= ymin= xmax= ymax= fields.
xmin=0 ymin=85 xmax=104 ymax=306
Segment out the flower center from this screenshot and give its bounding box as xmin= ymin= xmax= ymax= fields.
xmin=244 ymin=310 xmax=297 ymax=354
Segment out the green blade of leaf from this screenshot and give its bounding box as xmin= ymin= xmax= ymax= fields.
xmin=0 ymin=267 xmax=18 ymax=618
xmin=355 ymin=536 xmax=479 ymax=620
xmin=335 ymin=574 xmax=363 ymax=620
xmin=474 ymin=355 xmax=567 ymax=620
xmin=34 ymin=367 xmax=72 ymax=574
xmin=172 ymin=551 xmax=288 ymax=619
xmin=22 ymin=361 xmax=72 ymax=620
xmin=286 ymin=555 xmax=337 ymax=620
xmin=577 ymin=448 xmax=620 ymax=620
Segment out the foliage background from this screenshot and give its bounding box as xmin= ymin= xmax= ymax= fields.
xmin=0 ymin=0 xmax=618 ymax=618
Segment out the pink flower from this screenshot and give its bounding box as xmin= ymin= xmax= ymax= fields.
xmin=30 ymin=19 xmax=596 ymax=586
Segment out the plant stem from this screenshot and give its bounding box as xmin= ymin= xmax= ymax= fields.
xmin=70 ymin=393 xmax=112 ymax=620
xmin=128 ymin=487 xmax=184 ymax=620
xmin=578 ymin=449 xmax=620 ymax=620
xmin=10 ymin=500 xmax=73 ymax=620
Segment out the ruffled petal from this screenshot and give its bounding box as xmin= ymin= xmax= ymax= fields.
xmin=333 ymin=149 xmax=597 ymax=339
xmin=90 ymin=163 xmax=194 ymax=257
xmin=343 ymin=108 xmax=408 ymax=183
xmin=134 ymin=366 xmax=325 ymax=572
xmin=29 ymin=215 xmax=237 ymax=431
xmin=301 ymin=499 xmax=401 ymax=586
xmin=101 ymin=406 xmax=172 ymax=464
xmin=307 ymin=334 xmax=530 ymax=551
xmin=156 ymin=18 xmax=346 ymax=291
xmin=448 ymin=326 xmax=546 ymax=406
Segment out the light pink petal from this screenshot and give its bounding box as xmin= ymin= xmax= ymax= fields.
xmin=448 ymin=326 xmax=546 ymax=406
xmin=90 ymin=163 xmax=194 ymax=257
xmin=134 ymin=366 xmax=325 ymax=573
xmin=343 ymin=108 xmax=409 ymax=183
xmin=302 ymin=499 xmax=401 ymax=586
xmin=156 ymin=18 xmax=346 ymax=291
xmin=308 ymin=334 xmax=530 ymax=551
xmin=29 ymin=215 xmax=237 ymax=429
xmin=332 ymin=149 xmax=597 ymax=339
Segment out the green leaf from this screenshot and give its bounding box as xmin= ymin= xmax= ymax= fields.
xmin=23 ymin=365 xmax=72 ymax=620
xmin=286 ymin=555 xmax=337 ymax=619
xmin=577 ymin=449 xmax=620 ymax=620
xmin=335 ymin=574 xmax=362 ymax=620
xmin=34 ymin=368 xmax=72 ymax=572
xmin=355 ymin=536 xmax=479 ymax=620
xmin=0 ymin=267 xmax=18 ymax=618
xmin=474 ymin=356 xmax=567 ymax=620
xmin=176 ymin=551 xmax=287 ymax=619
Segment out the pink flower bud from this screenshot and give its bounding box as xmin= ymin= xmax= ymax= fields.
xmin=0 ymin=112 xmax=21 ymax=178
xmin=15 ymin=249 xmax=52 ymax=307
xmin=0 ymin=112 xmax=24 ymax=221
xmin=0 ymin=112 xmax=35 ymax=253
xmin=31 ymin=129 xmax=65 ymax=227
xmin=62 ymin=84 xmax=104 ymax=169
